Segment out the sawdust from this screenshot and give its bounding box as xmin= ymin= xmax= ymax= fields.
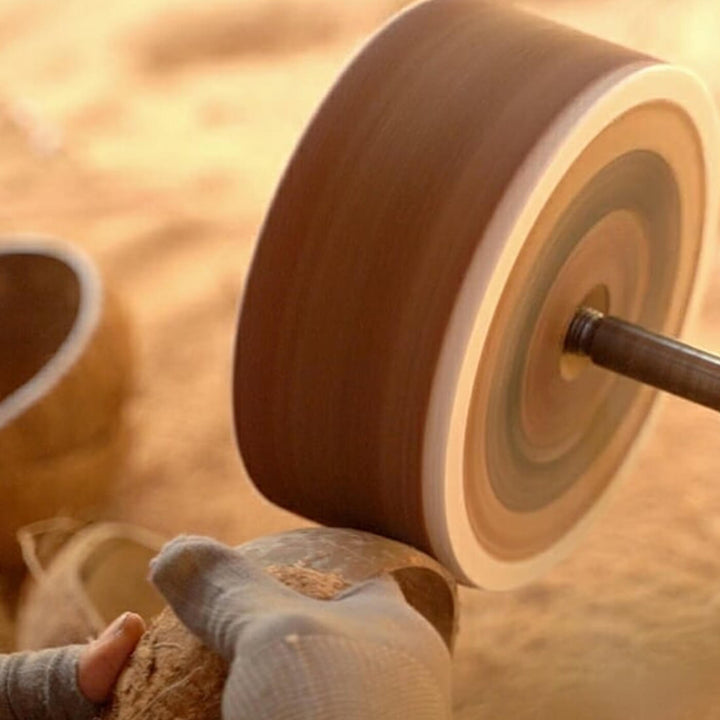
xmin=265 ymin=563 xmax=350 ymax=599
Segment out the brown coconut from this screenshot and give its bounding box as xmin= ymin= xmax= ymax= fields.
xmin=16 ymin=519 xmax=166 ymax=650
xmin=101 ymin=528 xmax=457 ymax=720
xmin=101 ymin=607 xmax=227 ymax=720
xmin=101 ymin=564 xmax=348 ymax=720
xmin=0 ymin=240 xmax=132 ymax=568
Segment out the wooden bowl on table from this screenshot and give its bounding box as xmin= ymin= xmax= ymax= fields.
xmin=0 ymin=239 xmax=131 ymax=568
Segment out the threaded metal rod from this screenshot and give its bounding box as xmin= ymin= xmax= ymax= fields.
xmin=564 ymin=307 xmax=720 ymax=413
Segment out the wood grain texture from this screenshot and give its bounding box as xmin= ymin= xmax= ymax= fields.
xmin=235 ymin=0 xmax=645 ymax=562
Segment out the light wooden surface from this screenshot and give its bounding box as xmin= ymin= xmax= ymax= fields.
xmin=1 ymin=1 xmax=720 ymax=716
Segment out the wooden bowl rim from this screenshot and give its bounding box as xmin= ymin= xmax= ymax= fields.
xmin=0 ymin=237 xmax=102 ymax=428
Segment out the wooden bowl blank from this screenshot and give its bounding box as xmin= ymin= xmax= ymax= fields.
xmin=0 ymin=240 xmax=132 ymax=568
xmin=234 ymin=0 xmax=719 ymax=588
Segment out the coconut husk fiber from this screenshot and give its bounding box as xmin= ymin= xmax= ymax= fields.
xmin=16 ymin=519 xmax=166 ymax=650
xmin=101 ymin=563 xmax=349 ymax=720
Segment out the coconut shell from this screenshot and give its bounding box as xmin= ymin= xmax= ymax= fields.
xmin=101 ymin=528 xmax=457 ymax=720
xmin=0 ymin=241 xmax=132 ymax=568
xmin=100 ymin=607 xmax=227 ymax=720
xmin=101 ymin=564 xmax=348 ymax=720
xmin=238 ymin=527 xmax=458 ymax=650
xmin=16 ymin=519 xmax=166 ymax=650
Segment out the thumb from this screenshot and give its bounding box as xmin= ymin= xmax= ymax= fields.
xmin=77 ymin=612 xmax=146 ymax=703
xmin=149 ymin=535 xmax=284 ymax=607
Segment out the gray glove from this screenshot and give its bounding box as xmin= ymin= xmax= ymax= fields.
xmin=0 ymin=609 xmax=144 ymax=720
xmin=150 ymin=536 xmax=453 ymax=720
xmin=0 ymin=646 xmax=96 ymax=720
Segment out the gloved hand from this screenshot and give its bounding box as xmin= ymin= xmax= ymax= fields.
xmin=0 ymin=612 xmax=145 ymax=720
xmin=150 ymin=535 xmax=453 ymax=720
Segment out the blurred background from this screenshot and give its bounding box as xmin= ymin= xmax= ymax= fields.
xmin=1 ymin=0 xmax=720 ymax=717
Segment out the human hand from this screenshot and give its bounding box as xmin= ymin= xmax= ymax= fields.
xmin=77 ymin=611 xmax=146 ymax=703
xmin=0 ymin=612 xmax=145 ymax=720
xmin=150 ymin=535 xmax=452 ymax=720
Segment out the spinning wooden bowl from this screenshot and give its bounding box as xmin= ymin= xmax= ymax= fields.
xmin=0 ymin=240 xmax=131 ymax=568
xmin=234 ymin=0 xmax=720 ymax=589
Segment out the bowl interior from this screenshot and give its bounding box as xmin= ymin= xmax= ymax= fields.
xmin=0 ymin=252 xmax=80 ymax=403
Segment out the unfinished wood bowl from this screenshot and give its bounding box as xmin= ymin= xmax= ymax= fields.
xmin=0 ymin=240 xmax=132 ymax=567
xmin=15 ymin=519 xmax=166 ymax=650
xmin=234 ymin=0 xmax=719 ymax=588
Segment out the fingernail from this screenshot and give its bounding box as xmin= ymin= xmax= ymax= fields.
xmin=100 ymin=612 xmax=129 ymax=641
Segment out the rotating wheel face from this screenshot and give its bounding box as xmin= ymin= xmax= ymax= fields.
xmin=235 ymin=0 xmax=720 ymax=589
xmin=458 ymin=101 xmax=703 ymax=568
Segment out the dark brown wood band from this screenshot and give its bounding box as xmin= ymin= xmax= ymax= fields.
xmin=234 ymin=0 xmax=647 ymax=554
